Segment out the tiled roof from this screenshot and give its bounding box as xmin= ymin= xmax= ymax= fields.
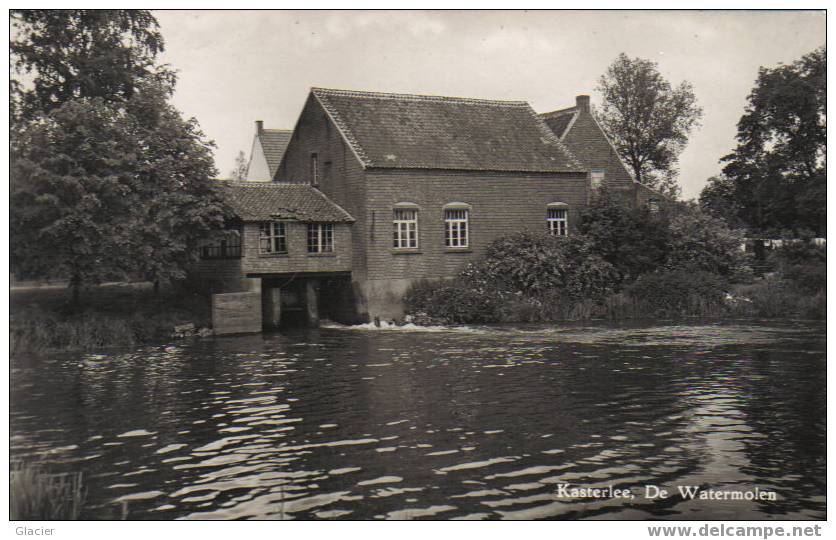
xmin=539 ymin=108 xmax=578 ymax=140
xmin=259 ymin=129 xmax=292 ymax=177
xmin=218 ymin=182 xmax=354 ymax=223
xmin=311 ymin=88 xmax=583 ymax=173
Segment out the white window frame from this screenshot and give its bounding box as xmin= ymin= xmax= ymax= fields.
xmin=444 ymin=207 xmax=470 ymax=248
xmin=590 ymin=168 xmax=606 ymax=190
xmin=648 ymin=199 xmax=660 ymax=214
xmin=259 ymin=221 xmax=287 ymax=254
xmin=307 ymin=223 xmax=334 ymax=253
xmin=547 ymin=204 xmax=568 ymax=236
xmin=393 ymin=207 xmax=418 ymax=249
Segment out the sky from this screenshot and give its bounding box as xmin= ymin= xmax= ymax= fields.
xmin=154 ymin=10 xmax=824 ymax=199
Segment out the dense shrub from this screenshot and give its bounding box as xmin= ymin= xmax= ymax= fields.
xmin=782 ymin=263 xmax=827 ymax=295
xmin=460 ymin=231 xmax=618 ymax=302
xmin=730 ymin=276 xmax=825 ymax=320
xmin=577 ymin=191 xmax=671 ymax=283
xmin=769 ymin=240 xmax=826 ymax=266
xmin=625 ymin=269 xmax=729 ymax=317
xmin=403 ymin=279 xmax=500 ymax=324
xmin=665 ymin=209 xmax=751 ymax=280
xmin=10 ymin=283 xmax=210 ymax=353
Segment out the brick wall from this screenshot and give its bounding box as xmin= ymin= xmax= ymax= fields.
xmin=277 ymin=94 xmax=369 ymax=281
xmin=561 ymin=110 xmax=635 ymax=199
xmin=363 ymin=169 xmax=589 ymax=281
xmin=239 ymin=222 xmax=352 ymax=276
xmin=190 ymin=258 xmax=245 ymax=292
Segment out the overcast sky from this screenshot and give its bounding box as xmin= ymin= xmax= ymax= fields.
xmin=155 ymin=10 xmax=824 ymax=199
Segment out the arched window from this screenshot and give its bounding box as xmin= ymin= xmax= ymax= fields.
xmin=444 ymin=202 xmax=471 ymax=248
xmin=547 ymin=202 xmax=569 ymax=236
xmin=393 ymin=202 xmax=419 ymax=249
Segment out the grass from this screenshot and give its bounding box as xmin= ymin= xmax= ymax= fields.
xmin=10 ymin=462 xmax=85 ymax=520
xmin=10 ymin=282 xmax=211 ymax=353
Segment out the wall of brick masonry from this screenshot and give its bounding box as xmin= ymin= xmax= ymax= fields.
xmin=239 ymin=222 xmax=352 ymax=276
xmin=560 ymin=110 xmax=635 ymax=201
xmin=277 ymin=95 xmax=369 ymax=283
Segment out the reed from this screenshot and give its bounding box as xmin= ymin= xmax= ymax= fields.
xmin=10 ymin=462 xmax=85 ymax=520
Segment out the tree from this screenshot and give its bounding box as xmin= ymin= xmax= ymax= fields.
xmin=706 ymin=46 xmax=826 ymax=236
xmin=123 ymin=82 xmax=226 ymax=291
xmin=10 ymin=10 xmax=225 ymax=301
xmin=230 ymin=150 xmax=248 ymax=181
xmin=10 ymin=99 xmax=140 ymax=302
xmin=576 ymin=189 xmax=672 ymax=283
xmin=10 ymin=10 xmax=171 ymax=117
xmin=596 ymin=53 xmax=703 ymax=198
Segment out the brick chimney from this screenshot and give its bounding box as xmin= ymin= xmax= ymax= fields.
xmin=255 ymin=120 xmax=264 ymax=136
xmin=576 ymin=95 xmax=591 ymax=112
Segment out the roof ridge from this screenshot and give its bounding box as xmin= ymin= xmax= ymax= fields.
xmin=311 ymin=87 xmax=529 ymax=107
xmin=222 ymin=181 xmax=309 ymax=187
xmin=540 ymin=105 xmax=577 ymax=119
xmin=262 ymin=128 xmax=292 ymax=133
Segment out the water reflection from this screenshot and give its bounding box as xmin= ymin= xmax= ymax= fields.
xmin=10 ymin=321 xmax=826 ymax=520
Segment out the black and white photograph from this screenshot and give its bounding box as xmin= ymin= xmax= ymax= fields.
xmin=7 ymin=6 xmax=827 ymax=532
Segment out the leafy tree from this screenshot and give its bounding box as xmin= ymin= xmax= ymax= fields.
xmin=123 ymin=83 xmax=226 ymax=291
xmin=10 ymin=10 xmax=171 ymax=117
xmin=10 ymin=99 xmax=140 ymax=302
xmin=10 ymin=10 xmax=225 ymax=302
xmin=706 ymin=46 xmax=826 ymax=236
xmin=665 ymin=208 xmax=750 ymax=279
xmin=230 ymin=150 xmax=248 ymax=181
xmin=576 ymin=189 xmax=672 ymax=283
xmin=596 ymin=53 xmax=703 ymax=198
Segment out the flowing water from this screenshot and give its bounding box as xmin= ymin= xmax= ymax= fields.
xmin=10 ymin=321 xmax=826 ymax=520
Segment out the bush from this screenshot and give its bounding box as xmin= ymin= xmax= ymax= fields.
xmin=626 ymin=269 xmax=729 ymax=317
xmin=665 ymin=209 xmax=752 ymax=280
xmin=782 ymin=263 xmax=827 ymax=295
xmin=460 ymin=231 xmax=618 ymax=302
xmin=10 ymin=462 xmax=85 ymax=520
xmin=404 ymin=279 xmax=500 ymax=324
xmin=578 ymin=190 xmax=672 ymax=283
xmin=769 ymin=241 xmax=826 ymax=266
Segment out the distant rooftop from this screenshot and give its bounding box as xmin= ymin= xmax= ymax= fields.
xmin=258 ymin=129 xmax=293 ymax=178
xmin=218 ymin=181 xmax=354 ymax=223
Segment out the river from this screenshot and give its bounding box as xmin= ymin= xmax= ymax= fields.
xmin=10 ymin=321 xmax=826 ymax=520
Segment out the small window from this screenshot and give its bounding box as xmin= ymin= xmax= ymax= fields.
xmin=310 ymin=153 xmax=319 ymax=186
xmin=590 ymin=169 xmax=605 ymax=190
xmin=323 ymin=161 xmax=332 ymax=183
xmin=393 ymin=208 xmax=418 ymax=249
xmin=307 ymin=223 xmax=334 ymax=253
xmin=445 ymin=208 xmax=469 ymax=248
xmin=547 ymin=208 xmax=568 ymax=236
xmin=648 ymin=199 xmax=660 ymax=214
xmin=259 ymin=221 xmax=287 ymax=254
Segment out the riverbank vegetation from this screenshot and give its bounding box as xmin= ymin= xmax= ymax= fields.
xmin=404 ymin=192 xmax=825 ymax=325
xmin=10 ymin=462 xmax=85 ymax=520
xmin=10 ymin=283 xmax=210 ymax=354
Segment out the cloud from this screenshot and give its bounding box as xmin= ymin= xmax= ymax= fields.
xmin=323 ymin=11 xmax=446 ymax=39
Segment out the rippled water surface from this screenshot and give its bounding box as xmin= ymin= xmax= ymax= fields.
xmin=10 ymin=321 xmax=826 ymax=520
